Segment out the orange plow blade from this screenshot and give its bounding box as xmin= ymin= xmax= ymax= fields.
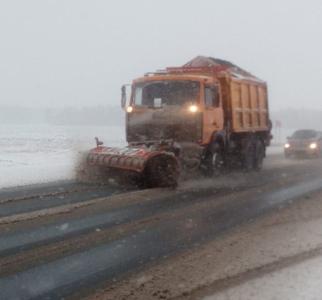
xmin=80 ymin=146 xmax=179 ymax=188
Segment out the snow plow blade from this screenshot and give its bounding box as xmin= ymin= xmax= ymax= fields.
xmin=82 ymin=146 xmax=179 ymax=188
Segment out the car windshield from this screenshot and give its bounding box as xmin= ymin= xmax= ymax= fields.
xmin=292 ymin=130 xmax=317 ymax=139
xmin=134 ymin=81 xmax=200 ymax=107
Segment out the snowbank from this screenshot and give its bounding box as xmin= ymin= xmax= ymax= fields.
xmin=0 ymin=124 xmax=126 ymax=188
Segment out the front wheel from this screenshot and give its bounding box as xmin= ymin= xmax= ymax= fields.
xmin=203 ymin=147 xmax=225 ymax=177
xmin=144 ymin=154 xmax=179 ymax=188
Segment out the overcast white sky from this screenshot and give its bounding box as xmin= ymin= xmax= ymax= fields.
xmin=0 ymin=0 xmax=322 ymax=110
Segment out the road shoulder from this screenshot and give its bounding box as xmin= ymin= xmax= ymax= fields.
xmin=87 ymin=189 xmax=322 ymax=300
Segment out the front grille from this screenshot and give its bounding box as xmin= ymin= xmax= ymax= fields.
xmin=127 ymin=112 xmax=202 ymax=143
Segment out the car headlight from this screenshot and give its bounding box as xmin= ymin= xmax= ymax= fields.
xmin=309 ymin=142 xmax=317 ymax=149
xmin=284 ymin=143 xmax=290 ymax=149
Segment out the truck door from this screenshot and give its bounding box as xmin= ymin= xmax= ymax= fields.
xmin=203 ymin=85 xmax=224 ymax=143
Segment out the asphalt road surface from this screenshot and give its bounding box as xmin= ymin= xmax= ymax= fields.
xmin=1 ymin=154 xmax=322 ymax=299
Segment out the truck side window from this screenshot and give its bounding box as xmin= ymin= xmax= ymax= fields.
xmin=205 ymin=86 xmax=219 ymax=108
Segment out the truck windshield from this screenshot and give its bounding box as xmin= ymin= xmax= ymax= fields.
xmin=134 ymin=81 xmax=200 ymax=107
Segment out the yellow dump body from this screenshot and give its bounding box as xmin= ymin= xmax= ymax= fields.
xmin=219 ymin=76 xmax=269 ymax=133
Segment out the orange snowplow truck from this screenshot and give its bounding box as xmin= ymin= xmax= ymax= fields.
xmin=86 ymin=56 xmax=271 ymax=187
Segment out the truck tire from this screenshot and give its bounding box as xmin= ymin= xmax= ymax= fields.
xmin=254 ymin=140 xmax=265 ymax=171
xmin=243 ymin=138 xmax=255 ymax=172
xmin=203 ymin=144 xmax=225 ymax=177
xmin=144 ymin=154 xmax=179 ymax=188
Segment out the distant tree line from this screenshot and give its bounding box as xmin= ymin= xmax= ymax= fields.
xmin=271 ymin=108 xmax=322 ymax=130
xmin=45 ymin=106 xmax=124 ymax=126
xmin=0 ymin=105 xmax=124 ymax=126
xmin=1 ymin=105 xmax=322 ymax=129
xmin=0 ymin=106 xmax=46 ymax=124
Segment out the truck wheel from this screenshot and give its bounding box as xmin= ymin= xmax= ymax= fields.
xmin=203 ymin=147 xmax=225 ymax=177
xmin=254 ymin=140 xmax=265 ymax=171
xmin=144 ymin=154 xmax=179 ymax=188
xmin=243 ymin=139 xmax=255 ymax=172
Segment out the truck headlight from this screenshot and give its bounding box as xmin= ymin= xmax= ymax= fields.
xmin=309 ymin=142 xmax=317 ymax=149
xmin=126 ymin=106 xmax=133 ymax=113
xmin=284 ymin=143 xmax=290 ymax=149
xmin=188 ymin=105 xmax=198 ymax=113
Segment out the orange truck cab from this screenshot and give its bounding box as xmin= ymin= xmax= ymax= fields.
xmin=127 ymin=73 xmax=223 ymax=146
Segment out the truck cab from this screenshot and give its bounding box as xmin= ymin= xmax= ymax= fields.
xmin=124 ymin=74 xmax=224 ymax=146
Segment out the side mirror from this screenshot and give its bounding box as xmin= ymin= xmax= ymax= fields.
xmin=121 ymin=85 xmax=126 ymax=109
xmin=121 ymin=84 xmax=131 ymax=109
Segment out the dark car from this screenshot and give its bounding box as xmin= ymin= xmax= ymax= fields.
xmin=284 ymin=129 xmax=322 ymax=158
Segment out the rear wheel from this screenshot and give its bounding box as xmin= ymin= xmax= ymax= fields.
xmin=243 ymin=137 xmax=265 ymax=171
xmin=243 ymin=139 xmax=255 ymax=172
xmin=254 ymin=140 xmax=265 ymax=171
